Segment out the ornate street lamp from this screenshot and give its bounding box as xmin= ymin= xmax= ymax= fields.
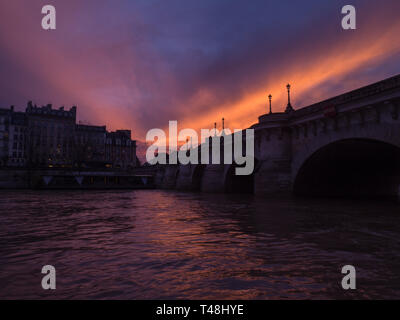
xmin=268 ymin=94 xmax=272 ymax=114
xmin=285 ymin=83 xmax=294 ymax=113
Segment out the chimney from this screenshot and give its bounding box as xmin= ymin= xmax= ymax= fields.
xmin=71 ymin=106 xmax=77 ymax=120
xmin=10 ymin=105 xmax=14 ymax=112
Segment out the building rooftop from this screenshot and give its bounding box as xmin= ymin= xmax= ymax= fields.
xmin=26 ymin=101 xmax=76 ymax=119
xmin=76 ymin=124 xmax=107 ymax=132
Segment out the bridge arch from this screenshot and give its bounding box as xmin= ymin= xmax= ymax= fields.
xmin=175 ymin=163 xmax=207 ymax=191
xmin=224 ymin=158 xmax=259 ymax=194
xmin=293 ymin=138 xmax=400 ymax=197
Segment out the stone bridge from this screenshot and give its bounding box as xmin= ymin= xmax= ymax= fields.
xmin=154 ymin=74 xmax=400 ymax=197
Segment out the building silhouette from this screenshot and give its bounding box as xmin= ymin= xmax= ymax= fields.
xmin=0 ymin=102 xmax=137 ymax=170
xmin=106 ymin=130 xmax=137 ymax=169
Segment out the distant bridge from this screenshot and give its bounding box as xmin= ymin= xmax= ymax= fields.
xmin=147 ymin=74 xmax=400 ymax=197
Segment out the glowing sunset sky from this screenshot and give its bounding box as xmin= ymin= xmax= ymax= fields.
xmin=1 ymin=0 xmax=400 ymax=140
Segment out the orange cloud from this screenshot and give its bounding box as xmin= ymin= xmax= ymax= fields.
xmin=173 ymin=20 xmax=400 ymax=136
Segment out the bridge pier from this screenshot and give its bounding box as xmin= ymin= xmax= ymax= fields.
xmin=200 ymin=164 xmax=227 ymax=193
xmin=254 ymin=158 xmax=292 ymax=196
xmin=175 ymin=164 xmax=192 ymax=190
xmin=154 ymin=167 xmax=166 ymax=188
xmin=252 ymin=111 xmax=293 ymax=196
xmin=160 ymin=165 xmax=179 ymax=189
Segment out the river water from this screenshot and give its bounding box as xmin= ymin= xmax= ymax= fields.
xmin=0 ymin=190 xmax=399 ymax=299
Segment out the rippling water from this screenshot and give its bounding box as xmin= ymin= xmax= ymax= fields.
xmin=0 ymin=190 xmax=399 ymax=299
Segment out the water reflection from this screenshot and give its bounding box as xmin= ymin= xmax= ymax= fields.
xmin=0 ymin=190 xmax=399 ymax=299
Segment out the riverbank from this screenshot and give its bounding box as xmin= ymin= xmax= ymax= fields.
xmin=0 ymin=168 xmax=154 ymax=189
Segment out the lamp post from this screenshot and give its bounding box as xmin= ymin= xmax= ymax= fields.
xmin=268 ymin=94 xmax=272 ymax=114
xmin=285 ymin=83 xmax=294 ymax=113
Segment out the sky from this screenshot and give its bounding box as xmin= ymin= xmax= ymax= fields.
xmin=1 ymin=0 xmax=400 ymax=142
